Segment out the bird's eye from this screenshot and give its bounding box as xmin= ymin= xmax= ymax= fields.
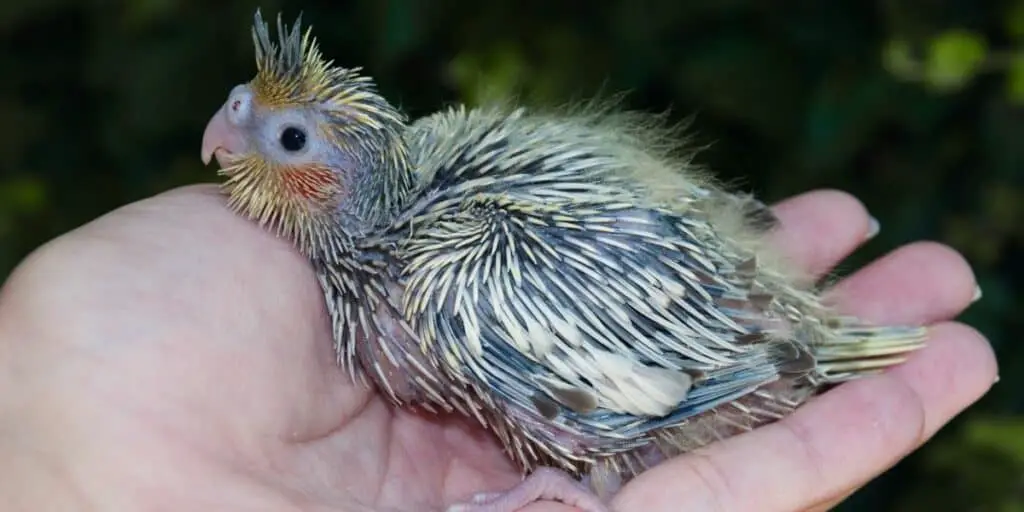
xmin=279 ymin=126 xmax=307 ymax=152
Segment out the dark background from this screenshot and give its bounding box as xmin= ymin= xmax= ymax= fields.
xmin=1 ymin=0 xmax=1021 ymax=509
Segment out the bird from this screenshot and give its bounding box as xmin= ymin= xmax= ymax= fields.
xmin=200 ymin=10 xmax=929 ymax=512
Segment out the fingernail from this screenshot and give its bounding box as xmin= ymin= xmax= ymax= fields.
xmin=865 ymin=216 xmax=880 ymax=240
xmin=971 ymin=285 xmax=982 ymax=303
xmin=994 ymin=374 xmax=1001 ymax=384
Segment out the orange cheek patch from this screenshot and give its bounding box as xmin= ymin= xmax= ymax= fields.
xmin=281 ymin=165 xmax=342 ymax=204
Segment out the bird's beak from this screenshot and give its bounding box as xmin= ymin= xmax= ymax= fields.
xmin=201 ymin=106 xmax=247 ymax=167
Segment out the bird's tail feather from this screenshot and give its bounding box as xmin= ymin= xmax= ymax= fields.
xmin=811 ymin=317 xmax=929 ymax=383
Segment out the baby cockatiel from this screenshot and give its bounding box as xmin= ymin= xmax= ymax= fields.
xmin=201 ymin=11 xmax=928 ymax=512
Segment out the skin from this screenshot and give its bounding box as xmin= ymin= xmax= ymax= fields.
xmin=0 ymin=184 xmax=995 ymax=512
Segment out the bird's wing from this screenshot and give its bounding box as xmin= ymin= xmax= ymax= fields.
xmin=393 ymin=106 xmax=792 ymax=437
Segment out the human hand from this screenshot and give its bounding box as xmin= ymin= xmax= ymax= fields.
xmin=0 ymin=185 xmax=995 ymax=511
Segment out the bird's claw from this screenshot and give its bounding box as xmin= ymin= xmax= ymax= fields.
xmin=445 ymin=467 xmax=610 ymax=512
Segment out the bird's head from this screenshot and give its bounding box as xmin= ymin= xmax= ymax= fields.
xmin=201 ymin=10 xmax=414 ymax=254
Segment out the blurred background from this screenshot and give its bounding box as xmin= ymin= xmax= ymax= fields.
xmin=0 ymin=0 xmax=1021 ymax=509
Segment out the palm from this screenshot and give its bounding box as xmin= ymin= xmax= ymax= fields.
xmin=0 ymin=184 xmax=993 ymax=512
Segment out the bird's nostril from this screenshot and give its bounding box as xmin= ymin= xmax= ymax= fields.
xmin=225 ymin=90 xmax=252 ymax=126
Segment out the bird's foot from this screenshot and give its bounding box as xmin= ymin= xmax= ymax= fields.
xmin=446 ymin=467 xmax=610 ymax=512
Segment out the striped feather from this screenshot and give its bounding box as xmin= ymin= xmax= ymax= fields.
xmin=336 ymin=104 xmax=926 ymax=481
xmin=218 ymin=14 xmax=927 ymax=490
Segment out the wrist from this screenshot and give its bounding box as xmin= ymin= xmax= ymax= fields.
xmin=0 ymin=435 xmax=84 ymax=511
xmin=0 ymin=292 xmax=109 ymax=511
xmin=0 ymin=342 xmax=83 ymax=511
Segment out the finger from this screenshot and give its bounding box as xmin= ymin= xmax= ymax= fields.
xmin=824 ymin=241 xmax=979 ymax=324
xmin=613 ymin=240 xmax=989 ymax=512
xmin=612 ymin=322 xmax=996 ymax=512
xmin=768 ymin=189 xmax=874 ymax=279
xmin=803 ymin=488 xmax=856 ymax=512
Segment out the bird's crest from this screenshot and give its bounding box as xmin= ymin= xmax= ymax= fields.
xmin=248 ymin=10 xmax=404 ymax=131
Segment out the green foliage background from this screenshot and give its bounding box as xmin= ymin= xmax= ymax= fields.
xmin=1 ymin=0 xmax=1021 ymax=508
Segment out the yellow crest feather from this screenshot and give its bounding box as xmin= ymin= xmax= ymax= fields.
xmin=248 ymin=9 xmax=403 ymax=131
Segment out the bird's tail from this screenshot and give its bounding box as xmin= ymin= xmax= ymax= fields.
xmin=810 ymin=317 xmax=929 ymax=383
